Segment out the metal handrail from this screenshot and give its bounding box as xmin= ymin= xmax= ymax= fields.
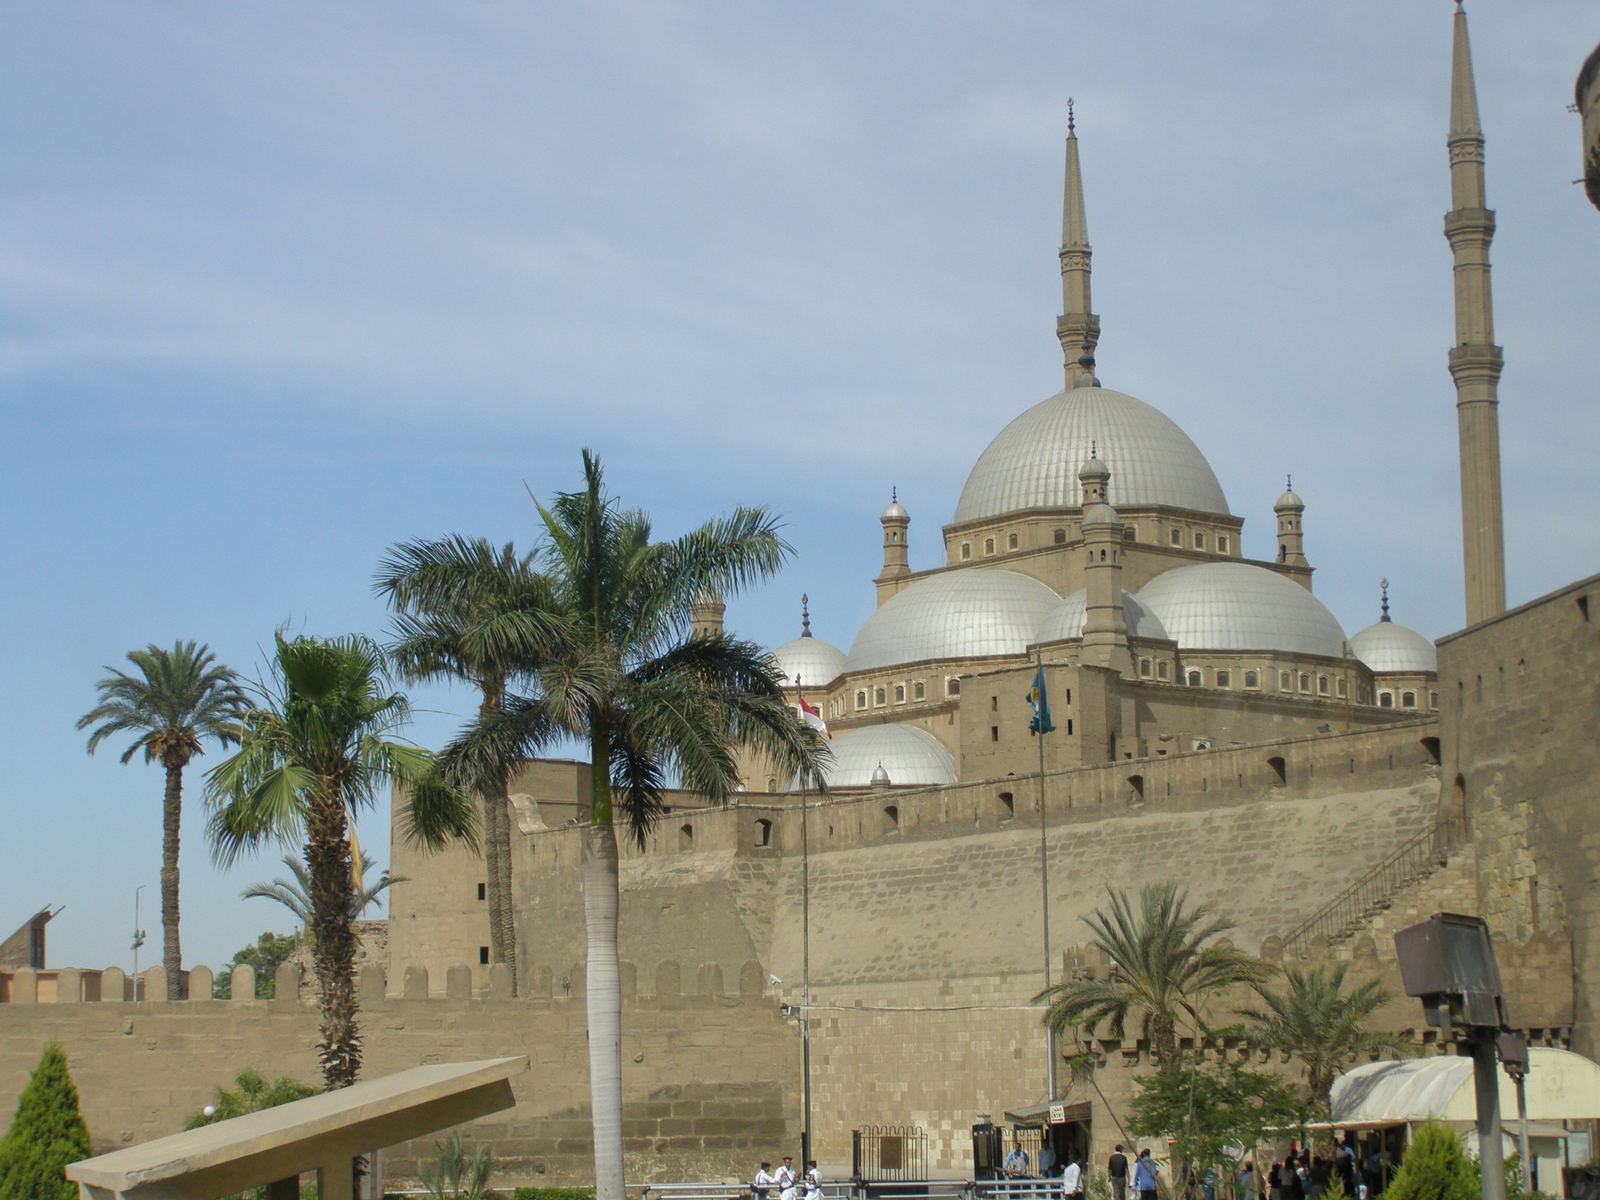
xmin=1281 ymin=812 xmax=1462 ymax=958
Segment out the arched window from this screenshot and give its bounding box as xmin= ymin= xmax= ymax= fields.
xmin=946 ymin=677 xmax=962 ymax=696
xmin=1337 ymin=677 xmax=1348 ymax=698
xmin=1216 ymin=669 xmax=1231 ymax=688
xmin=1194 ymin=532 xmax=1206 ymax=550
xmin=914 ymin=680 xmax=925 ymax=700
xmin=766 ymin=777 xmax=777 ymax=792
xmin=1299 ymin=673 xmax=1311 ymax=692
xmin=678 ymin=823 xmax=694 ymax=849
xmin=1279 ymin=671 xmax=1292 ymax=690
xmin=1139 ymin=658 xmax=1152 ymax=678
xmin=1243 ymin=670 xmax=1259 ymax=688
xmin=1379 ymin=692 xmax=1394 ymax=708
xmin=1218 ymin=535 xmax=1230 ymax=554
xmin=1157 ymin=660 xmax=1170 ymax=681
xmin=1054 ymin=528 xmax=1067 ymax=544
xmin=755 ymin=818 xmax=773 ymax=847
xmin=1318 ymin=675 xmax=1330 ymax=695
xmin=961 ymin=542 xmax=971 ymax=560
xmin=1007 ymin=532 xmax=1018 ymax=549
xmin=883 ymin=805 xmax=899 ymax=830
xmin=1267 ymin=756 xmax=1287 ymax=786
xmin=855 ymin=690 xmax=867 ymax=710
xmin=1170 ymin=529 xmax=1182 ymax=546
xmin=984 ymin=537 xmax=995 ymax=555
xmin=874 ymin=686 xmax=886 ymax=705
xmin=1401 ymin=691 xmax=1417 ymax=707
xmin=1127 ymin=775 xmax=1145 ymax=802
xmin=1187 ymin=670 xmax=1202 ymax=687
xmin=894 ymin=683 xmax=906 ymax=703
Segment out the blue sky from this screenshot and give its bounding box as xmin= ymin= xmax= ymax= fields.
xmin=3 ymin=1 xmax=1597 ymax=974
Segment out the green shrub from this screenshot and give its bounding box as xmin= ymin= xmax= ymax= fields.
xmin=512 ymin=1188 xmax=597 ymax=1200
xmin=420 ymin=1132 xmax=493 ymax=1200
xmin=0 ymin=1042 xmax=93 ymax=1200
xmin=185 ymin=1068 xmax=316 ymax=1130
xmin=1384 ymin=1123 xmax=1478 ymax=1200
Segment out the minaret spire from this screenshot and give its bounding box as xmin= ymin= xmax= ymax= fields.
xmin=1056 ymin=100 xmax=1101 ymax=387
xmin=1445 ymin=2 xmax=1507 ymax=624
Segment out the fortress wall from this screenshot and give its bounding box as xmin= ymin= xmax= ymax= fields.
xmin=1439 ymin=572 xmax=1600 ymax=1059
xmin=0 ymin=963 xmax=798 ymax=1186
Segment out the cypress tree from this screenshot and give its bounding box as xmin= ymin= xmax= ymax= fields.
xmin=1384 ymin=1121 xmax=1480 ymax=1200
xmin=0 ymin=1043 xmax=92 ymax=1200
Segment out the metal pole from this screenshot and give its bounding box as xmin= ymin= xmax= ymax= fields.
xmin=1037 ymin=650 xmax=1056 ymax=1102
xmin=1471 ymin=1037 xmax=1507 ymax=1200
xmin=801 ymin=783 xmax=813 ymax=1167
xmin=1513 ymin=1071 xmax=1531 ymax=1194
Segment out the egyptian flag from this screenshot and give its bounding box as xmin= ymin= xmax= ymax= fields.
xmin=796 ymin=688 xmax=831 ymax=739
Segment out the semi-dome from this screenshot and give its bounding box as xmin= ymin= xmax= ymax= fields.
xmin=953 ymin=385 xmax=1230 ymax=523
xmin=769 ymin=635 xmax=847 ymax=688
xmin=1350 ymin=621 xmax=1437 ymax=674
xmin=845 ymin=569 xmax=1062 ymax=673
xmin=1134 ymin=563 xmax=1349 ymax=659
xmin=791 ymin=723 xmax=957 ymax=790
xmin=1037 ymin=588 xmax=1170 ymax=643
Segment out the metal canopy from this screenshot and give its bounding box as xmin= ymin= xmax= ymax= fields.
xmin=1330 ymin=1048 xmax=1600 ymax=1126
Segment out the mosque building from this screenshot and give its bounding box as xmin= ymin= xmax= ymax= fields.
xmin=754 ymin=110 xmax=1442 ymax=793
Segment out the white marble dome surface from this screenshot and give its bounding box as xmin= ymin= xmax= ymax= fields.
xmin=1134 ymin=563 xmax=1349 ymax=658
xmin=769 ymin=635 xmax=847 ymax=688
xmin=844 ymin=569 xmax=1062 ymax=673
xmin=1349 ymin=621 xmax=1437 ymax=673
xmin=792 ymin=723 xmax=957 ymax=790
xmin=1036 ymin=588 xmax=1171 ymax=643
xmin=953 ymin=385 xmax=1231 ymax=523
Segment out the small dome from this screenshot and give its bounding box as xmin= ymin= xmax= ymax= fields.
xmin=1275 ymin=489 xmax=1304 ymax=510
xmin=844 ymin=569 xmax=1062 ymax=673
xmin=1037 ymin=589 xmax=1171 ymax=643
xmin=1350 ymin=621 xmax=1437 ymax=674
xmin=769 ymin=635 xmax=847 ymax=688
xmin=1134 ymin=563 xmax=1349 ymax=658
xmin=870 ymin=762 xmax=891 ymax=786
xmin=793 ymin=724 xmax=957 ymax=790
xmin=881 ymin=499 xmax=909 ymax=521
xmin=954 ymin=385 xmax=1230 ymax=523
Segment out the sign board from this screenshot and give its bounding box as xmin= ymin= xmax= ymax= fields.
xmin=1048 ymin=1104 xmax=1066 ymax=1125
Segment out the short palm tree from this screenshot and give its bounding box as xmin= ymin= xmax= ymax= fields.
xmin=1240 ymin=963 xmax=1413 ymax=1112
xmin=205 ymin=633 xmax=477 ymax=1089
xmin=1037 ymin=883 xmax=1270 ymax=1065
xmin=376 ymin=535 xmax=564 ymax=995
xmin=77 ymin=641 xmax=246 ymax=998
xmin=242 ymin=852 xmax=404 ymax=927
xmin=442 ymin=451 xmax=828 ymax=1200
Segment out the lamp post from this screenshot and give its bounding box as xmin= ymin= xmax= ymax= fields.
xmin=131 ymin=885 xmax=148 ymax=996
xmin=1394 ymin=913 xmax=1519 ymax=1200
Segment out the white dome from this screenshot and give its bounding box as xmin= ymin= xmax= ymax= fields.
xmin=1134 ymin=563 xmax=1349 ymax=658
xmin=793 ymin=723 xmax=957 ymax=790
xmin=1037 ymin=588 xmax=1171 ymax=643
xmin=845 ymin=569 xmax=1062 ymax=673
xmin=769 ymin=635 xmax=847 ymax=688
xmin=1350 ymin=621 xmax=1437 ymax=674
xmin=954 ymin=385 xmax=1230 ymax=523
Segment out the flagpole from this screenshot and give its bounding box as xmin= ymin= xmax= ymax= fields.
xmin=798 ymin=678 xmax=814 ymax=1169
xmin=1035 ymin=649 xmax=1056 ymax=1103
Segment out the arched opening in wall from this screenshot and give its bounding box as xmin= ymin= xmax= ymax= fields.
xmin=1379 ymin=692 xmax=1394 ymax=708
xmin=1401 ymin=691 xmax=1417 ymax=708
xmin=961 ymin=542 xmax=971 ymax=560
xmin=1139 ymin=658 xmax=1152 ymax=678
xmin=1187 ymin=670 xmax=1202 ymax=687
xmin=998 ymin=791 xmax=1015 ymax=817
xmin=883 ymin=805 xmax=899 ymax=832
xmin=895 ymin=683 xmax=906 ymax=703
xmin=1054 ymin=528 xmax=1067 ymax=544
xmin=679 ymin=823 xmax=694 ymax=850
xmin=914 ymin=680 xmax=925 ymax=700
xmin=767 ymin=777 xmax=777 ymax=792
xmin=1008 ymin=532 xmax=1018 ymax=550
xmin=874 ymin=686 xmax=886 ymax=706
xmin=1453 ymin=774 xmax=1469 ymax=834
xmin=1127 ymin=774 xmax=1144 ymax=803
xmin=984 ymin=537 xmax=995 ymax=555
xmin=1421 ymin=737 xmax=1441 ymax=766
xmin=1244 ymin=670 xmax=1259 ymax=688
xmin=1157 ymin=661 xmax=1170 ymax=681
xmin=1267 ymin=756 xmax=1287 ymax=786
xmin=947 ymin=677 xmax=962 ymax=697
xmin=756 ymin=818 xmax=773 ymax=847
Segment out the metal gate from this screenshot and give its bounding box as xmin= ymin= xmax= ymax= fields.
xmin=851 ymin=1125 xmax=928 ymax=1182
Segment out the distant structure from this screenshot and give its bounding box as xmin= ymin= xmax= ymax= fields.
xmin=0 ymin=906 xmax=57 ymax=971
xmin=1580 ymin=41 xmax=1600 ymax=209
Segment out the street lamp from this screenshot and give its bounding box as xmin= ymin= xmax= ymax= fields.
xmin=131 ymin=885 xmax=148 ymax=996
xmin=1393 ymin=913 xmax=1518 ymax=1200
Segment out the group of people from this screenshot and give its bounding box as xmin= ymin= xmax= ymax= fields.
xmin=752 ymin=1157 xmax=823 ymax=1200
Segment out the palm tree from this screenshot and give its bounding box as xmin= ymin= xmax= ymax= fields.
xmin=242 ymin=852 xmax=404 ymax=927
xmin=1037 ymin=883 xmax=1270 ymax=1065
xmin=1240 ymin=963 xmax=1413 ymax=1112
xmin=205 ymin=633 xmax=477 ymax=1089
xmin=375 ymin=535 xmax=563 ymax=995
xmin=442 ymin=451 xmax=828 ymax=1200
xmin=77 ymin=641 xmax=246 ymax=999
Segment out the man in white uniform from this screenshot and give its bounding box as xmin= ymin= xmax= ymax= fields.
xmin=776 ymin=1157 xmax=798 ymax=1200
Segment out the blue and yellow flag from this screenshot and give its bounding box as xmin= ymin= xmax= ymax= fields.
xmin=1027 ymin=663 xmax=1055 ymax=734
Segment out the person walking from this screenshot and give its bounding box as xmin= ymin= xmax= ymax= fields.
xmin=753 ymin=1162 xmax=776 ymax=1200
xmin=1108 ymin=1145 xmax=1130 ymax=1200
xmin=777 ymin=1157 xmax=798 ymax=1200
xmin=1133 ymin=1149 xmax=1160 ymax=1200
xmin=1062 ymin=1156 xmax=1085 ymax=1200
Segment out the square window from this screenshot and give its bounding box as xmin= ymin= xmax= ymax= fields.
xmin=477 ymin=882 xmax=487 ymax=902
xmin=479 ymin=946 xmax=490 ymax=965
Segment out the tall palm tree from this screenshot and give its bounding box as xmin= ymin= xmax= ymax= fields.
xmin=375 ymin=535 xmax=563 ymax=995
xmin=1240 ymin=963 xmax=1413 ymax=1112
xmin=205 ymin=633 xmax=477 ymax=1089
xmin=77 ymin=641 xmax=246 ymax=999
xmin=243 ymin=852 xmax=405 ymax=927
xmin=1037 ymin=883 xmax=1270 ymax=1065
xmin=443 ymin=451 xmax=828 ymax=1200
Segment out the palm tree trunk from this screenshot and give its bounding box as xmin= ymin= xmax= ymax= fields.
xmin=491 ymin=786 xmax=518 ymax=995
xmin=479 ymin=686 xmax=517 ymax=995
xmin=1151 ymin=1013 xmax=1178 ymax=1066
xmin=307 ymin=791 xmax=361 ymax=1090
xmin=160 ymin=759 xmax=185 ymax=1000
xmin=585 ymin=732 xmax=625 ymax=1200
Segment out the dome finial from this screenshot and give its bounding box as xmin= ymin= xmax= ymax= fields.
xmin=1286 ymin=473 xmax=1292 ymax=492
xmin=1067 ymin=97 xmax=1076 ymax=137
xmin=870 ymin=760 xmax=891 ymax=788
xmin=801 ymin=592 xmax=812 ymax=638
xmin=1380 ymin=578 xmax=1392 ymax=623
xmin=891 ymin=485 xmax=897 ymax=503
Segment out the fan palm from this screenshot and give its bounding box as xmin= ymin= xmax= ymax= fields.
xmin=375 ymin=535 xmax=564 ymax=995
xmin=442 ymin=451 xmax=828 ymax=1200
xmin=77 ymin=641 xmax=246 ymax=998
xmin=205 ymin=633 xmax=477 ymax=1089
xmin=1240 ymin=963 xmax=1413 ymax=1112
xmin=242 ymin=852 xmax=404 ymax=927
xmin=1037 ymin=883 xmax=1270 ymax=1065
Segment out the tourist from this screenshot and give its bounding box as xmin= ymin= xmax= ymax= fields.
xmin=1108 ymin=1144 xmax=1130 ymax=1200
xmin=753 ymin=1162 xmax=776 ymax=1200
xmin=1005 ymin=1143 xmax=1032 ymax=1177
xmin=1133 ymin=1149 xmax=1160 ymax=1200
xmin=1062 ymin=1155 xmax=1085 ymax=1200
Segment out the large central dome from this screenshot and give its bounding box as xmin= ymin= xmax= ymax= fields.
xmin=953 ymin=385 xmax=1230 ymax=523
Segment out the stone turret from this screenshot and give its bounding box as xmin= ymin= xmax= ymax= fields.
xmin=875 ymin=490 xmax=911 ymax=603
xmin=1275 ymin=477 xmax=1308 ymax=569
xmin=689 ymin=590 xmax=725 ymax=638
xmin=1079 ymin=451 xmax=1128 ymax=672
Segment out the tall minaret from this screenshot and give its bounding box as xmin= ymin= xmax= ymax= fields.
xmin=1056 ymin=102 xmax=1101 ymax=388
xmin=1445 ymin=1 xmax=1507 ymax=625
xmin=1079 ymin=451 xmax=1129 ymax=673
